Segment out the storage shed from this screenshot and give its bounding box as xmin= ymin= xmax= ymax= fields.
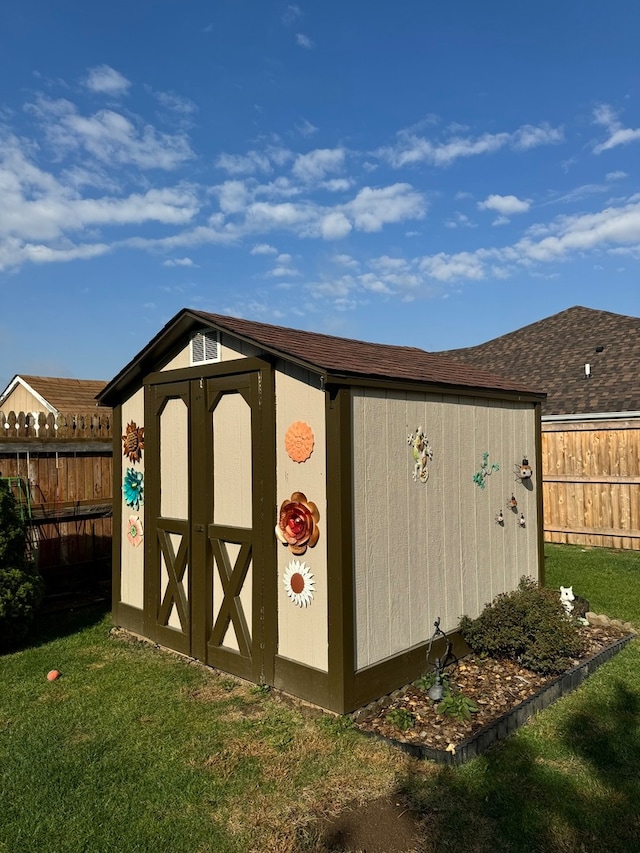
xmin=99 ymin=309 xmax=545 ymax=714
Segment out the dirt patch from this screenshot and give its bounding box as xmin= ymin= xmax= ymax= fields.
xmin=320 ymin=794 xmax=421 ymax=853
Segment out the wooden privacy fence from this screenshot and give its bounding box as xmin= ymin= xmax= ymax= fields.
xmin=542 ymin=419 xmax=640 ymax=550
xmin=0 ymin=410 xmax=113 ymax=582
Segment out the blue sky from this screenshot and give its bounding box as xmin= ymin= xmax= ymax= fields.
xmin=1 ymin=0 xmax=639 ymax=389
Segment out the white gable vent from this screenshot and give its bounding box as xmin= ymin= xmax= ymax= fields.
xmin=190 ymin=329 xmax=220 ymax=365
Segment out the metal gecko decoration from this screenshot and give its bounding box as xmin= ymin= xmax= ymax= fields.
xmin=473 ymin=451 xmax=500 ymax=489
xmin=407 ymin=426 xmax=433 ymax=483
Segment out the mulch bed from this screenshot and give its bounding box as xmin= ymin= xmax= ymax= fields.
xmin=355 ymin=621 xmax=635 ymax=763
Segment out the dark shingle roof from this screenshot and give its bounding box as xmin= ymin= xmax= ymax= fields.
xmin=191 ymin=311 xmax=542 ymax=396
xmin=438 ymin=306 xmax=640 ymax=416
xmin=11 ymin=376 xmax=108 ymax=412
xmin=98 ymin=308 xmax=545 ymax=406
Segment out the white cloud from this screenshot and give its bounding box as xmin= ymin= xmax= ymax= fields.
xmin=515 ymin=201 xmax=640 ymax=261
xmin=83 ymin=65 xmax=131 ymax=96
xmin=28 ymin=97 xmax=194 ymax=170
xmin=478 ymin=194 xmax=530 ymax=215
xmin=215 ymin=150 xmax=272 ymax=175
xmin=292 ymin=148 xmax=345 ymax=182
xmin=321 ymin=178 xmax=353 ymax=192
xmin=346 ymin=183 xmax=426 ymax=232
xmin=321 ymin=212 xmax=352 ymax=239
xmin=419 ymin=251 xmax=487 ymax=282
xmin=283 ymin=5 xmax=302 ymax=25
xmin=606 ymin=171 xmax=628 ymax=181
xmin=250 ymin=242 xmax=278 ymax=255
xmin=163 ymin=257 xmax=196 ymax=267
xmin=332 ymin=253 xmax=359 ymax=269
xmin=381 ymin=122 xmax=563 ymax=168
xmin=512 ymin=123 xmax=564 ymax=150
xmin=296 ymin=33 xmax=314 ymax=48
xmin=153 ymin=90 xmax=198 ymax=116
xmin=296 ymin=119 xmax=318 ymax=138
xmin=216 ymin=180 xmax=250 ymax=214
xmin=593 ymin=104 xmax=640 ymax=153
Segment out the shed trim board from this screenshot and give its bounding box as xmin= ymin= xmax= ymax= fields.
xmin=106 ymin=310 xmax=543 ymax=714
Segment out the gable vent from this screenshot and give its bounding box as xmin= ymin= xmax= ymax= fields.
xmin=190 ymin=329 xmax=220 ymax=365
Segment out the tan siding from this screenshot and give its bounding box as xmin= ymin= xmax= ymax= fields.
xmin=352 ymin=388 xmax=539 ymax=670
xmin=161 ymin=332 xmax=262 ymax=372
xmin=211 ymin=392 xmax=253 ymax=652
xmin=1 ymin=385 xmax=46 ymax=414
xmin=213 ymin=392 xmax=252 ymax=528
xmin=275 ymin=363 xmax=328 ymax=672
xmin=120 ymin=388 xmax=145 ymax=609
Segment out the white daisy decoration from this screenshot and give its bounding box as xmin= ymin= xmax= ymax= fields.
xmin=283 ymin=560 xmax=315 ymax=608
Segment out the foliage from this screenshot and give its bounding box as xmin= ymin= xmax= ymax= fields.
xmin=436 ymin=692 xmax=478 ymax=722
xmin=0 ymin=481 xmax=43 ymax=649
xmin=459 ymin=576 xmax=584 ymax=675
xmin=414 ymin=670 xmax=450 ymax=693
xmin=386 ymin=707 xmax=415 ymax=731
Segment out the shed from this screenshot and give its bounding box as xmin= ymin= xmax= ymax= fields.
xmin=440 ymin=306 xmax=640 ymax=550
xmin=99 ymin=309 xmax=545 ymax=714
xmin=0 ymin=375 xmax=108 ymax=416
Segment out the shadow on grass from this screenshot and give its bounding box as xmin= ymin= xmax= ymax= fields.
xmin=394 ymin=677 xmax=640 ymax=853
xmin=2 ymin=600 xmax=111 ymax=656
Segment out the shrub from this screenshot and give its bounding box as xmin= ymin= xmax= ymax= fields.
xmin=458 ymin=576 xmax=584 ymax=675
xmin=436 ymin=692 xmax=478 ymax=722
xmin=0 ymin=481 xmax=43 ymax=649
xmin=386 ymin=708 xmax=414 ymax=731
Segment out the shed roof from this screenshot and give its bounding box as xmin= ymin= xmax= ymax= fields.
xmin=0 ymin=375 xmax=108 ymax=414
xmin=99 ymin=308 xmax=545 ymax=406
xmin=438 ymin=306 xmax=640 ymax=417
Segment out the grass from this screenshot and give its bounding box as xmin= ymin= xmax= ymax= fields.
xmin=1 ymin=543 xmax=639 ymax=852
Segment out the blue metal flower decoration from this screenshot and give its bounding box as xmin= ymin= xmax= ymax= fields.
xmin=123 ymin=467 xmax=144 ymax=510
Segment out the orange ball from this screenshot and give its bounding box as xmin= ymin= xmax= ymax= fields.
xmin=47 ymin=670 xmax=60 ymax=681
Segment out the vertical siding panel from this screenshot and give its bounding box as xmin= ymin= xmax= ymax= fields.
xmin=386 ymin=391 xmax=410 ymax=654
xmin=352 ymin=391 xmax=369 ymax=668
xmin=441 ymin=397 xmax=464 ymax=630
xmin=275 ymin=364 xmax=328 ymax=671
xmin=363 ymin=389 xmax=391 ymax=665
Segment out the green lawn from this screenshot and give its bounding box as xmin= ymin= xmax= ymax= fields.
xmin=1 ymin=544 xmax=638 ymax=853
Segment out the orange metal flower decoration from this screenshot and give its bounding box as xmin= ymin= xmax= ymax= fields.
xmin=285 ymin=421 xmax=314 ymax=463
xmin=122 ymin=421 xmax=144 ymax=463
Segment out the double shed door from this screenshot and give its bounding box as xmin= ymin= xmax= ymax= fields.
xmin=144 ymin=361 xmax=276 ymax=685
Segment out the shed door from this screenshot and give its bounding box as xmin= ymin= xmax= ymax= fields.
xmin=145 ymin=366 xmax=275 ymax=685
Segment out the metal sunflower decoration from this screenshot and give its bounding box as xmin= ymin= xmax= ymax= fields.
xmin=122 ymin=421 xmax=144 ymax=463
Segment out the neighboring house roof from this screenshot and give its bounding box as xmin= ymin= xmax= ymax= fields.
xmin=0 ymin=375 xmax=108 ymax=414
xmin=438 ymin=306 xmax=640 ymax=417
xmin=98 ymin=308 xmax=545 ymax=406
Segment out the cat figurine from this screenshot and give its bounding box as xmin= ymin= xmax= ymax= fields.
xmin=560 ymin=585 xmax=590 ymax=618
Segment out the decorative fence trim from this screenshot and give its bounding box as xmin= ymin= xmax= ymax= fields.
xmin=0 ymin=410 xmax=112 ymax=440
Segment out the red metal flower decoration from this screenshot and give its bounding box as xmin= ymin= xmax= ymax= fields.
xmin=275 ymin=491 xmax=320 ymax=555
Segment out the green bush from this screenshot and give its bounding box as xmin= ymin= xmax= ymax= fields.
xmin=459 ymin=576 xmax=584 ymax=675
xmin=0 ymin=481 xmax=43 ymax=649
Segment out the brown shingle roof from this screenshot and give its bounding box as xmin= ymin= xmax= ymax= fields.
xmin=438 ymin=306 xmax=640 ymax=416
xmin=191 ymin=311 xmax=542 ymax=396
xmin=17 ymin=376 xmax=108 ymax=412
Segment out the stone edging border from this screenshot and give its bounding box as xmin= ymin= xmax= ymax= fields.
xmin=355 ymin=631 xmax=636 ymax=766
